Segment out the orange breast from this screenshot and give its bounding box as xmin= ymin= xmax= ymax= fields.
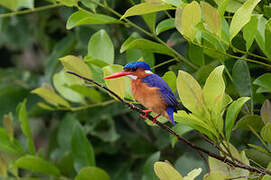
xmin=131 ymin=79 xmax=168 ymax=117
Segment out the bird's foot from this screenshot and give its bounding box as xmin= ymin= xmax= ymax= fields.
xmin=140 ymin=109 xmax=152 ymax=119
xmin=152 ymin=114 xmax=161 ymax=124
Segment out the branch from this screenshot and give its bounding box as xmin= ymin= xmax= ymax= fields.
xmin=67 ymin=71 xmax=271 ymax=176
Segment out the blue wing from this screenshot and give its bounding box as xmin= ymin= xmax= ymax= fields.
xmin=141 ymin=74 xmax=179 ymax=111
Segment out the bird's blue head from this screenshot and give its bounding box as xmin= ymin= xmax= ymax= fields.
xmin=123 ymin=61 xmax=151 ymax=71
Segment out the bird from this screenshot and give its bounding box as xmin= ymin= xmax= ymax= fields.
xmin=103 ymin=61 xmax=180 ymax=126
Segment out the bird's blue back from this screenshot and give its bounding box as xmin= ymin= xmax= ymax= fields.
xmin=142 ymin=74 xmax=179 ymax=108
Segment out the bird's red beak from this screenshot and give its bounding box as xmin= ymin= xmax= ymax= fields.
xmin=103 ymin=71 xmax=132 ymax=79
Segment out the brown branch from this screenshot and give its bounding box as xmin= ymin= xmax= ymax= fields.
xmin=66 ymin=71 xmax=271 ymax=176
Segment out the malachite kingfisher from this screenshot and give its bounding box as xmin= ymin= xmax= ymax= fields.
xmin=104 ymin=61 xmax=180 ymax=126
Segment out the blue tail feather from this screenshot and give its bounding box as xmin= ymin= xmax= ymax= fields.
xmin=166 ymin=106 xmax=176 ymax=126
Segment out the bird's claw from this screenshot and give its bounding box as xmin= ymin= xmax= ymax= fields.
xmin=140 ymin=109 xmax=152 ymax=119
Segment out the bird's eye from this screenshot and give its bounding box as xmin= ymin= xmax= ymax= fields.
xmin=131 ymin=68 xmax=137 ymax=72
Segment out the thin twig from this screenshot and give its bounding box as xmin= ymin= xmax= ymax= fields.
xmin=0 ymin=4 xmax=62 ymax=18
xmin=66 ymin=70 xmax=271 ymax=176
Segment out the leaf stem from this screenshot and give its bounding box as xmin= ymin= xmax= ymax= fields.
xmin=0 ymin=4 xmax=62 ymax=18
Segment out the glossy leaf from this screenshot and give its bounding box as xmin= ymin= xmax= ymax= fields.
xmin=0 ymin=0 xmax=18 ymax=10
xmin=201 ymin=2 xmax=221 ymax=36
xmin=142 ymin=152 xmax=160 ymax=180
xmin=176 ymin=1 xmax=201 ymax=40
xmin=225 ymin=97 xmax=250 ymax=140
xmin=156 ymin=18 xmax=175 ymax=35
xmin=265 ymin=19 xmax=271 ymax=60
xmin=154 ymin=161 xmax=183 ymax=180
xmin=162 ymin=71 xmax=176 ymax=93
xmin=103 ymin=65 xmax=126 ymax=99
xmin=234 ymin=115 xmax=264 ymax=132
xmin=183 ymin=168 xmax=202 ymax=180
xmin=15 ymin=155 xmax=60 ymax=176
xmin=75 ymin=166 xmax=110 ymax=180
xmin=177 ymin=70 xmax=205 ymax=115
xmin=31 ymin=87 xmax=70 ymax=108
xmin=121 ymin=3 xmax=174 ymax=19
xmin=57 ymin=0 xmax=77 ymax=6
xmin=120 ymin=38 xmax=174 ymax=56
xmin=53 ymin=69 xmax=85 ymax=103
xmin=253 ymin=73 xmax=271 ymax=93
xmin=255 ymin=16 xmax=268 ymax=58
xmin=188 ymin=43 xmax=204 ymax=66
xmin=66 ymin=10 xmax=120 ymax=30
xmin=0 ymin=129 xmax=25 ymax=155
xmin=59 ymin=55 xmax=92 ymax=78
xmin=261 ymin=123 xmax=271 ymax=143
xmin=248 ymin=144 xmax=269 ymax=155
xmin=162 ymin=0 xmax=183 ymax=6
xmin=229 ymin=0 xmax=261 ymax=40
xmin=17 ymin=99 xmax=35 ymax=155
xmin=261 ymin=99 xmax=271 ymax=124
xmin=203 ymin=65 xmax=225 ymax=115
xmin=71 ymin=122 xmax=95 ymax=172
xmin=232 ymin=60 xmax=252 ymax=98
xmin=243 ymin=15 xmax=259 ymax=51
xmin=88 ymin=30 xmax=114 ymax=64
xmin=142 ymin=13 xmax=156 ymax=32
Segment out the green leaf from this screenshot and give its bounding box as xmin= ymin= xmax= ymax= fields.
xmin=57 ymin=0 xmax=77 ymax=6
xmin=17 ymin=99 xmax=35 ymax=155
xmin=156 ymin=18 xmax=176 ymax=35
xmin=162 ymin=0 xmax=183 ymax=6
xmin=177 ymin=70 xmax=205 ymax=115
xmin=225 ymin=97 xmax=250 ymax=140
xmin=245 ymin=148 xmax=271 ymax=167
xmin=232 ymin=60 xmax=252 ymax=98
xmin=203 ymin=65 xmax=225 ymax=116
xmin=15 ymin=155 xmax=60 ymax=176
xmin=174 ymin=111 xmax=216 ymax=139
xmin=66 ymin=10 xmax=121 ymax=30
xmin=0 ymin=0 xmax=18 ymax=10
xmin=261 ymin=99 xmax=271 ymax=124
xmin=234 ymin=115 xmax=264 ymax=132
xmin=229 ymin=0 xmax=261 ymax=40
xmin=265 ymin=19 xmax=271 ymax=60
xmin=120 ymin=38 xmax=174 ymax=56
xmin=183 ymin=168 xmax=202 ymax=180
xmin=3 ymin=112 xmax=14 ymax=141
xmin=142 ymin=12 xmax=156 ymax=32
xmin=201 ymin=2 xmax=221 ymax=36
xmin=255 ymin=15 xmax=268 ymax=58
xmin=121 ymin=3 xmax=174 ymax=19
xmin=71 ymin=122 xmax=95 ymax=172
xmin=0 ymin=129 xmax=24 ymax=155
xmin=142 ymin=152 xmax=160 ymax=180
xmin=253 ymin=73 xmax=271 ymax=93
xmin=188 ymin=43 xmax=204 ymax=66
xmin=53 ymin=69 xmax=85 ymax=103
xmin=88 ymin=30 xmax=114 ymax=64
xmin=154 ymin=161 xmax=183 ymax=180
xmin=0 ymin=156 xmax=7 ymax=178
xmin=261 ymin=123 xmax=271 ymax=143
xmin=68 ymin=85 xmax=103 ymax=103
xmin=80 ymin=0 xmax=97 ymax=12
xmin=162 ymin=71 xmax=176 ymax=93
xmin=248 ymin=144 xmax=270 ymax=155
xmin=31 ymin=87 xmax=70 ymax=108
xmin=243 ymin=15 xmax=259 ymax=51
xmin=175 ymin=1 xmax=201 ymax=41
xmin=203 ymin=171 xmax=227 ymax=180
xmin=59 ymin=55 xmax=92 ymax=78
xmin=103 ymin=64 xmax=126 ymax=99
xmin=75 ymin=166 xmax=110 ymax=180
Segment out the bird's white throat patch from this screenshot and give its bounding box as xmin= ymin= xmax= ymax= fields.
xmin=126 ymin=75 xmax=138 ymax=80
xmin=145 ymin=70 xmax=152 ymax=74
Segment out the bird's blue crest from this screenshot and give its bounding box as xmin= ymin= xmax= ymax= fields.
xmin=123 ymin=62 xmax=151 ymax=71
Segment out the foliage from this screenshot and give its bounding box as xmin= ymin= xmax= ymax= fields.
xmin=0 ymin=0 xmax=271 ymax=179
